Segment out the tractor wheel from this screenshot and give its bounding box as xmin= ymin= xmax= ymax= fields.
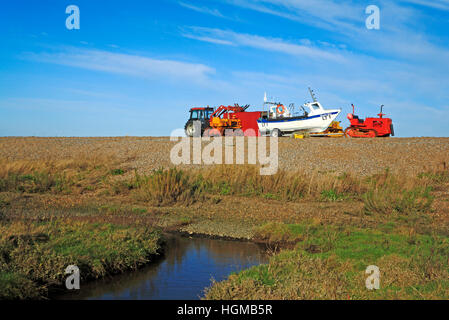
xmin=234 ymin=129 xmax=244 ymax=137
xmin=185 ymin=121 xmax=199 ymax=137
xmin=270 ymin=129 xmax=281 ymax=137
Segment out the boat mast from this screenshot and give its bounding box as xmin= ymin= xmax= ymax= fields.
xmin=308 ymin=87 xmax=317 ymax=102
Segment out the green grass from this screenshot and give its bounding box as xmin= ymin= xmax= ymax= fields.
xmin=320 ymin=189 xmax=348 ymax=201
xmin=132 ymin=207 xmax=147 ymax=214
xmin=235 ymin=265 xmax=276 ymax=286
xmin=111 ymin=169 xmax=125 ymax=176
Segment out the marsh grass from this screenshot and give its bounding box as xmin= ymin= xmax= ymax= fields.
xmin=0 ymin=220 xmax=161 ymax=299
xmin=0 ymin=272 xmax=44 ymax=300
xmin=0 ymin=171 xmax=72 ymax=194
xmin=123 ymin=165 xmax=366 ymax=205
xmin=0 ymin=157 xmax=120 ymax=195
xmin=1 ymin=157 xmax=445 ymax=212
xmin=363 ymin=187 xmax=433 ymax=216
xmin=123 ymin=165 xmax=445 ymax=221
xmin=195 ymin=166 xmax=364 ymax=201
xmin=1 ymin=156 xmax=448 ymax=300
xmin=131 ymin=168 xmax=206 ymax=206
xmin=253 ymin=222 xmax=304 ymax=247
xmin=205 ymin=223 xmax=449 ymax=300
xmin=362 ymin=169 xmax=434 ymax=216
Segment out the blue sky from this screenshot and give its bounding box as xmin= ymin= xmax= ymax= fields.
xmin=0 ymin=0 xmax=448 ymax=137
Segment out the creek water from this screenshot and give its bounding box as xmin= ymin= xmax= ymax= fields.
xmin=60 ymin=234 xmax=267 ymax=300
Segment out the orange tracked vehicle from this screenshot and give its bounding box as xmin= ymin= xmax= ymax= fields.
xmin=345 ymin=104 xmax=394 ymax=138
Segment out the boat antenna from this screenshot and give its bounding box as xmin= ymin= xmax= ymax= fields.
xmin=308 ymin=87 xmax=317 ymax=102
xmin=264 ymin=92 xmax=267 ymax=103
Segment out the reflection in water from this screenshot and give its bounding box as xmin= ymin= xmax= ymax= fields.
xmin=61 ymin=234 xmax=267 ymax=300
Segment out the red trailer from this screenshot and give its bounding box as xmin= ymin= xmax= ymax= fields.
xmin=231 ymin=111 xmax=262 ymax=136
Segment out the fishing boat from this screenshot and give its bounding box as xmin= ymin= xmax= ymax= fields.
xmin=257 ymin=88 xmax=341 ymax=137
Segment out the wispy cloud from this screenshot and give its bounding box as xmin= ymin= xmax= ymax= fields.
xmin=401 ymin=0 xmax=449 ymax=11
xmin=182 ymin=27 xmax=346 ymax=62
xmin=179 ymin=1 xmax=228 ymax=18
xmin=222 ymin=0 xmax=363 ymax=32
xmin=222 ymin=0 xmax=420 ymax=36
xmin=219 ymin=0 xmax=449 ymax=67
xmin=24 ymin=48 xmax=215 ymax=82
xmin=182 ymin=33 xmax=236 ymax=46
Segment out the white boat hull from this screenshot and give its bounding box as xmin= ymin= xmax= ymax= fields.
xmin=257 ymin=110 xmax=340 ymax=135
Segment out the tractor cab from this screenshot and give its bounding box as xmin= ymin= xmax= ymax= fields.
xmin=185 ymin=107 xmax=214 ymax=137
xmin=189 ymin=107 xmax=214 ymax=121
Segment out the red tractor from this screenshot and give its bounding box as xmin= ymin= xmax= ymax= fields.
xmin=345 ymin=104 xmax=394 ymax=138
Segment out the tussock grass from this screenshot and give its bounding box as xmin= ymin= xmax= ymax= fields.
xmin=131 ymin=168 xmax=205 ymax=206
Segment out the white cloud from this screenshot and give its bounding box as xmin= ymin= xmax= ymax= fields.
xmin=24 ymin=48 xmax=215 ymax=82
xmin=183 ymin=27 xmax=346 ymax=62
